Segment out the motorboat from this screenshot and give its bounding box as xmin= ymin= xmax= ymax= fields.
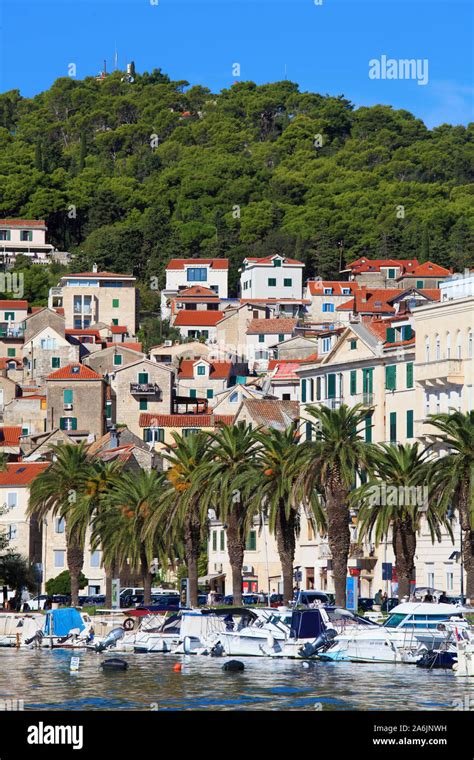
xmin=453 ymin=628 xmax=474 ymax=677
xmin=133 ymin=613 xmax=182 ymax=653
xmin=318 ymin=602 xmax=472 ymax=664
xmin=172 ymin=607 xmax=271 ymax=654
xmin=0 ymin=609 xmax=94 ymax=648
xmin=0 ymin=612 xmax=44 ymax=647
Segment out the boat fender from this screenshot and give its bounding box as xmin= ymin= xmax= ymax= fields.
xmin=101 ymin=658 xmax=128 ymax=671
xmin=210 ymin=641 xmax=224 ymax=657
xmin=222 ymin=660 xmax=244 ymax=672
xmin=266 ymin=634 xmax=275 ymax=648
xmin=183 ymin=636 xmax=192 ymax=654
xmin=123 ymin=618 xmax=135 ymax=631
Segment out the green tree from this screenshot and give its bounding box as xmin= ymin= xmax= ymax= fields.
xmin=45 ymin=570 xmax=88 ymax=596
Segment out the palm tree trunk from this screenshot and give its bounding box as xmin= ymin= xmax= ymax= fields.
xmin=462 ymin=528 xmax=474 ymax=598
xmin=66 ymin=527 xmax=84 ymax=607
xmin=226 ymin=512 xmax=244 ymax=605
xmin=105 ymin=559 xmax=116 ymax=608
xmin=325 ymin=481 xmax=350 ymax=607
xmin=275 ymin=503 xmax=296 ymax=605
xmin=140 ymin=547 xmax=152 ymax=604
xmin=185 ymin=514 xmax=201 ymax=608
xmin=392 ymin=519 xmax=416 ymax=600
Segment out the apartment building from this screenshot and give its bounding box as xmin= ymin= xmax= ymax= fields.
xmin=110 ymin=358 xmax=175 ymax=438
xmin=240 ymin=254 xmax=304 ymax=301
xmin=176 ymin=359 xmax=235 ymax=404
xmin=48 ymin=269 xmax=138 ymax=335
xmin=305 ymin=280 xmax=359 ymax=323
xmin=23 ymin=325 xmax=80 ymax=384
xmin=0 ymin=463 xmax=49 ymax=567
xmin=0 ymin=219 xmax=54 ymax=264
xmin=45 ymin=363 xmax=106 ymax=439
xmin=342 ymin=257 xmax=451 ymax=289
xmin=161 ymin=258 xmax=229 ymax=320
xmin=245 ymin=318 xmax=298 ymax=372
xmin=139 ymin=412 xmax=234 ymax=452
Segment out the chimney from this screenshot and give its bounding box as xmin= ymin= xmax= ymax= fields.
xmin=92 ymin=263 xmax=98 ymax=273
xmin=109 ymin=424 xmax=119 ymax=449
xmin=360 ymin=285 xmax=367 ymax=304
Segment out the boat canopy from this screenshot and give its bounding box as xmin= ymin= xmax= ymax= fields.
xmin=289 ymin=609 xmax=325 ymax=640
xmin=43 ymin=608 xmax=85 ymax=636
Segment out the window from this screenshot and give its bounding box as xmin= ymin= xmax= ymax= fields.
xmin=90 ymin=550 xmax=101 ymax=568
xmin=416 ymin=280 xmax=424 ymax=289
xmin=387 ymin=268 xmax=396 ymax=279
xmin=323 ymin=287 xmax=333 ymax=295
xmin=229 ymin=391 xmax=239 ymax=403
xmin=309 ymin=378 xmax=314 ymax=401
xmin=63 ymin=389 xmax=73 ymax=404
xmin=112 ymin=299 xmax=119 ymax=308
xmin=7 ymin=493 xmax=17 ymax=509
xmin=385 ymin=365 xmax=397 ymax=391
xmin=187 ymin=268 xmax=207 ymax=282
xmin=322 ymin=303 xmax=335 ymax=313
xmin=113 ymin=354 xmax=122 ymax=366
xmin=342 ymin=288 xmax=351 ymax=295
xmin=7 ymin=525 xmax=17 ymax=540
xmin=55 ymin=518 xmax=65 ymax=534
xmin=4 ymin=312 xmax=15 ymax=321
xmin=138 ymin=372 xmax=149 ymax=384
xmin=350 ymin=339 xmax=357 ymax=350
xmin=284 ymin=278 xmax=292 ymax=287
xmin=425 ymin=336 xmax=430 ymax=363
xmin=54 ymin=550 xmax=65 ymax=568
xmin=446 ymin=571 xmax=454 ymax=592
xmin=456 ymin=332 xmax=462 ymax=359
xmin=7 ymin=348 xmax=15 ymax=357
xmin=305 ymin=421 xmax=313 ymax=441
xmin=40 ymin=337 xmax=57 ymax=350
xmin=112 ymin=319 xmax=119 ymax=326
xmin=321 ymin=337 xmax=331 ymax=353
xmin=139 ymin=399 xmax=148 ymax=411
xmin=273 ymin=258 xmax=282 ymax=267
xmin=301 ymin=379 xmax=307 ymax=403
xmin=246 ymin=530 xmax=257 ymax=551
xmin=143 ymin=428 xmax=165 ymax=443
xmin=365 ymin=414 xmax=372 ymax=443
xmin=427 ymin=571 xmax=435 ymax=589
xmin=206 ymin=389 xmax=214 ymax=399
xmin=350 ymin=370 xmax=357 ymax=395
xmin=212 ymin=531 xmax=217 ymax=551
xmin=0 ymin=229 xmax=10 ymax=241
xmin=20 ymin=230 xmax=32 ymax=242
xmin=446 ymin=332 xmax=451 ymax=359
xmin=51 ymin=357 xmax=60 ymax=369
xmin=189 ymin=389 xmax=197 ymax=399
xmin=278 ymin=334 xmax=285 ymax=343
xmin=435 ymin=335 xmax=441 ymax=361
xmin=183 ymin=428 xmax=200 ymax=437
xmin=316 ymin=377 xmax=321 ymax=401
xmin=389 ymin=412 xmax=397 ymax=443
xmin=60 ymin=417 xmax=77 ymax=431
xmin=362 ymin=368 xmax=373 ymax=397
xmin=406 ymin=410 xmax=414 ymax=439
xmin=406 ymin=363 xmax=414 ymax=389
xmin=327 ymin=373 xmax=336 ymax=399
xmin=220 ymin=531 xmax=225 ymax=551
xmin=197 ymin=365 xmax=206 ymax=376
xmin=258 ymin=334 xmax=265 ymax=343
xmin=268 ymin=278 xmax=276 ymax=287
xmin=386 ymin=327 xmax=395 ymax=342
xmin=106 ymin=401 xmax=112 ymax=420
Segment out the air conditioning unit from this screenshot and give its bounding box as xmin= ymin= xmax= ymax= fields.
xmin=214 ymin=563 xmax=223 ymax=573
xmin=64 ymin=403 xmax=73 ymax=411
xmin=164 ymin=340 xmax=172 ymax=347
xmin=242 ymin=564 xmax=254 ymax=575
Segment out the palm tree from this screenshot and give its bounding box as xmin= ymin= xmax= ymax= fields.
xmin=28 ymin=443 xmax=93 ymax=606
xmin=252 ymin=425 xmax=326 ymax=604
xmin=196 ymin=423 xmax=261 ymax=606
xmin=427 ymin=410 xmax=474 ymax=596
xmin=143 ymin=431 xmax=211 ymax=607
xmin=97 ymin=469 xmax=165 ymax=604
xmin=355 ymin=443 xmax=449 ymax=600
xmin=297 ymin=404 xmax=374 ymax=606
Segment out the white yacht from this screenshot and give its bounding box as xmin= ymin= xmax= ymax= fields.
xmin=318 ymin=602 xmax=472 ymax=664
xmin=173 ymin=607 xmax=275 ymax=654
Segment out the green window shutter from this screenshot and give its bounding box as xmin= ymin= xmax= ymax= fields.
xmin=406 ymin=410 xmax=414 ymax=439
xmin=350 ymin=370 xmax=357 ymax=395
xmin=138 ymin=372 xmax=149 ymax=384
xmin=327 ymin=373 xmax=336 ymax=399
xmin=112 ymin=319 xmax=119 ymax=326
xmin=139 ymin=399 xmax=148 ymax=410
xmin=278 ymin=334 xmax=285 ymax=342
xmin=385 ymin=365 xmax=397 ymax=390
xmin=59 ymin=418 xmax=66 ymax=430
xmin=273 ymin=259 xmax=282 ymax=267
xmin=258 ymin=334 xmax=265 ymax=343
xmin=350 ymin=339 xmax=357 ymax=350
xmin=402 ymin=325 xmax=413 ymax=340
xmin=212 ymin=531 xmax=217 ymax=551
xmin=63 ymin=389 xmax=73 ymax=404
xmin=206 ymin=389 xmax=214 ymax=399
xmin=406 ymin=362 xmax=414 ymax=388
xmin=113 ymin=354 xmax=122 ymax=366
xmin=71 ymin=418 xmax=77 ymax=430
xmin=5 ymin=312 xmax=14 ymax=321
xmin=305 ymin=421 xmax=312 ymax=441
xmin=284 ymin=278 xmax=292 ymax=286
xmin=416 ymin=280 xmax=424 ymax=289
xmin=197 ymin=365 xmax=205 ymax=375
xmin=301 ymin=379 xmax=307 ymax=403
xmin=389 ymin=412 xmax=397 ymax=443
xmin=246 ymin=531 xmax=256 ymax=551
xmin=365 ymin=414 xmax=372 ymax=443
xmin=386 ymin=327 xmax=395 ymax=342
xmin=106 ymin=402 xmax=112 ymax=419
xmin=7 ymin=348 xmax=15 ymax=357
xmin=268 ymin=278 xmax=276 ymax=286
xmin=189 ymin=389 xmax=197 ymax=398
xmin=112 ymin=299 xmax=119 ymax=308
xmin=51 ymin=357 xmax=60 ymax=368
xmin=220 ymin=531 xmax=225 ymax=551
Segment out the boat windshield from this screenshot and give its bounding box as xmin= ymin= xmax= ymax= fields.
xmin=383 ymin=613 xmax=408 ymax=628
xmin=384 ymin=612 xmax=463 ymax=629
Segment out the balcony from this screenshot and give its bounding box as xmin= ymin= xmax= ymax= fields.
xmin=415 ymin=359 xmax=464 ymax=385
xmin=0 ymin=323 xmax=25 ymax=338
xmin=352 ymin=392 xmax=374 ymax=407
xmin=322 ymin=397 xmax=343 ymax=409
xmin=130 ymin=383 xmax=161 ymax=396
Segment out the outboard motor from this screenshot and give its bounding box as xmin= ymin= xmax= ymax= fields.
xmin=299 ymin=628 xmax=337 ymax=658
xmin=94 ymin=627 xmax=125 ymax=652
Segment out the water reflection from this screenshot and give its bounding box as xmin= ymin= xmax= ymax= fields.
xmin=0 ymin=650 xmax=472 ymax=711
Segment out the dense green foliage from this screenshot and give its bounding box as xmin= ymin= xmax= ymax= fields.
xmin=45 ymin=570 xmax=88 ymax=595
xmin=1 ymin=68 xmax=473 ymax=294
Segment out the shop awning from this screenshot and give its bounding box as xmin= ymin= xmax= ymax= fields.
xmin=198 ymin=573 xmax=226 ymax=583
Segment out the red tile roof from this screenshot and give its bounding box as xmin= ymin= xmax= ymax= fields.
xmin=337 ymin=289 xmax=400 ymax=313
xmin=166 ymin=259 xmax=229 ymax=270
xmin=121 ymin=342 xmax=143 ymax=352
xmin=178 ymin=286 xmax=219 ymax=297
xmin=244 ymin=256 xmax=304 ymax=266
xmin=268 ymin=354 xmax=319 ymax=374
xmin=174 ymin=311 xmax=225 ymax=327
xmin=269 ymin=362 xmax=304 ymax=381
xmin=178 ymin=360 xmax=232 ymax=380
xmin=110 ymin=325 xmax=127 ymax=334
xmin=64 ymin=272 xmax=135 ymax=279
xmin=346 ymin=258 xmax=419 ymax=275
xmin=46 ymin=363 xmax=103 ymax=381
xmin=0 ymin=357 xmax=21 ymax=368
xmin=55 ymin=308 xmax=65 ymax=315
xmin=139 ymin=413 xmax=234 ymax=428
xmin=0 ymin=300 xmax=28 ymax=309
xmin=307 ymin=281 xmax=359 ymax=296
xmin=0 ymin=462 xmax=50 ymax=485
xmin=411 ymin=262 xmax=451 ymax=276
xmin=0 ymin=427 xmax=23 ymax=447
xmin=0 ymin=219 xmax=46 ymax=228
xmin=246 ymin=318 xmax=298 ymax=335
xmin=65 ymin=329 xmax=102 ymax=340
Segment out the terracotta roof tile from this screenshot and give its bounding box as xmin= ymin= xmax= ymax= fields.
xmin=244 ymin=256 xmax=304 ymax=267
xmin=246 ymin=318 xmax=297 ymax=335
xmin=0 ymin=219 xmax=46 ymax=228
xmin=0 ymin=300 xmax=28 ymax=309
xmin=0 ymin=462 xmax=50 ymax=485
xmin=139 ymin=413 xmax=234 ymax=428
xmin=307 ymin=281 xmax=359 ymax=296
xmin=46 ymin=363 xmax=103 ymax=381
xmin=121 ymin=342 xmax=143 ymax=352
xmin=409 ymin=262 xmax=451 ymax=277
xmin=178 ymin=286 xmax=219 ymax=297
xmin=239 ymin=399 xmax=299 ymax=429
xmin=166 ymin=259 xmax=229 ymax=270
xmin=110 ymin=325 xmax=127 ymax=334
xmin=178 ymin=360 xmax=232 ymax=380
xmin=174 ymin=311 xmax=225 ymax=327
xmin=0 ymin=427 xmax=23 ymax=447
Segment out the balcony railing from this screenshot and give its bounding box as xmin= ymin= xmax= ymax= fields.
xmin=130 ymin=383 xmax=161 ymax=396
xmin=415 ymin=359 xmax=464 ymax=385
xmin=322 ymin=397 xmax=343 ymax=409
xmin=0 ymin=324 xmax=25 ymax=338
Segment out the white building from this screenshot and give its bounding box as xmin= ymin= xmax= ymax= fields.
xmin=0 ymin=219 xmax=54 ymax=265
xmin=240 ymin=254 xmax=304 ymax=301
xmin=440 ymin=269 xmax=474 ymax=302
xmin=245 ymin=318 xmax=297 ymax=372
xmin=161 ymin=259 xmax=229 ymax=320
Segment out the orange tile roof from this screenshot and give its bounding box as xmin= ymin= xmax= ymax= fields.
xmin=121 ymin=342 xmax=143 ymax=352
xmin=268 ymin=354 xmax=318 ymax=373
xmin=139 ymin=413 xmax=234 ymax=428
xmin=246 ymin=318 xmax=298 ymax=335
xmin=244 ymin=256 xmax=304 ymax=266
xmin=0 ymin=357 xmax=21 ymax=368
xmin=0 ymin=219 xmax=46 ymax=228
xmin=0 ymin=300 xmax=28 ymax=309
xmin=65 ymin=272 xmax=135 ymax=279
xmin=178 ymin=360 xmax=232 ymax=380
xmin=409 ymin=262 xmax=451 ymax=277
xmin=55 ymin=308 xmax=65 ymax=315
xmin=46 ymin=363 xmax=103 ymax=381
xmin=239 ymin=399 xmax=300 ymax=428
xmin=337 ymin=289 xmax=400 ymax=313
xmin=166 ymin=259 xmax=229 ymax=270
xmin=0 ymin=427 xmax=23 ymax=447
xmin=174 ymin=311 xmax=225 ymax=327
xmin=110 ymin=325 xmax=127 ymax=334
xmin=346 ymin=258 xmax=419 ymax=275
xmin=240 ymin=298 xmax=311 ymax=304
xmin=307 ymin=281 xmax=359 ymax=296
xmin=0 ymin=462 xmax=50 ymax=485
xmin=178 ymin=286 xmax=219 ymax=297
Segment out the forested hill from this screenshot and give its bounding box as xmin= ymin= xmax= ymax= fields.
xmin=0 ymin=68 xmax=473 ymax=294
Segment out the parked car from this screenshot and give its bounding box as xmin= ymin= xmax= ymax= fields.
xmin=381 ymin=597 xmax=399 ymax=612
xmin=269 ymin=594 xmax=284 ymax=607
xmin=223 ymin=593 xmax=262 ymax=606
xmin=22 ymin=595 xmax=51 ymax=611
xmin=294 ymin=590 xmax=331 ymax=606
xmin=78 ymin=594 xmax=105 ymax=607
xmin=134 ymin=595 xmax=181 ymax=613
xmin=358 ymin=597 xmax=374 ymax=613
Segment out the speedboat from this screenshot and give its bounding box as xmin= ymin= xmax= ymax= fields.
xmin=132 ymin=613 xmax=182 ymax=653
xmin=318 ymin=602 xmax=472 ymax=664
xmin=172 ymin=607 xmax=270 ymax=654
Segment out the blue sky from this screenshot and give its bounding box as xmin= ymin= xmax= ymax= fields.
xmin=0 ymin=0 xmax=472 ymax=128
